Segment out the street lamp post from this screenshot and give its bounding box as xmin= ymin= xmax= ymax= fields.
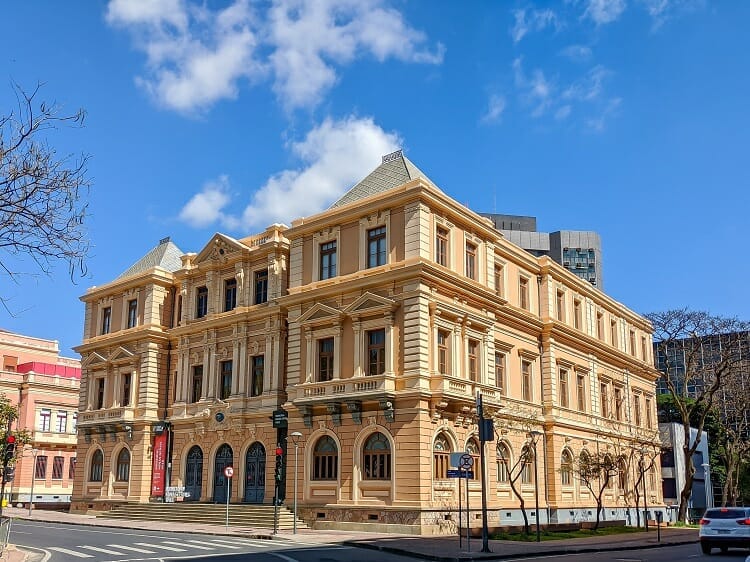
xmin=291 ymin=431 xmax=302 ymax=534
xmin=529 ymin=431 xmax=543 ymax=543
xmin=701 ymin=463 xmax=712 ymax=509
xmin=26 ymin=447 xmax=39 ymax=516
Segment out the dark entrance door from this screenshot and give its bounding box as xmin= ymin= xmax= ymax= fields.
xmin=213 ymin=444 xmax=233 ymax=503
xmin=244 ymin=442 xmax=266 ymax=503
xmin=184 ymin=445 xmax=203 ymax=502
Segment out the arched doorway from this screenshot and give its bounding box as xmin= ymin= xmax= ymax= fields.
xmin=244 ymin=442 xmax=266 ymax=503
xmin=184 ymin=446 xmax=203 ymax=501
xmin=213 ymin=444 xmax=233 ymax=503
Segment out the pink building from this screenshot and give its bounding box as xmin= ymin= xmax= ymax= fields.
xmin=0 ymin=329 xmax=80 ymax=507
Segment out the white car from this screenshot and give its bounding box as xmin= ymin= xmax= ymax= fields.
xmin=699 ymin=507 xmax=750 ymax=554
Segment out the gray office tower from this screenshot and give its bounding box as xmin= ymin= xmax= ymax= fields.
xmin=481 ymin=213 xmax=603 ymax=290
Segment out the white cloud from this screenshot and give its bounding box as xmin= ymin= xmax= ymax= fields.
xmin=585 ymin=97 xmax=622 ymax=131
xmin=513 ymin=57 xmax=555 ymax=117
xmin=511 ymin=8 xmax=561 ymax=43
xmin=563 ymin=65 xmax=610 ymax=101
xmin=106 ymin=0 xmax=443 ymax=113
xmin=555 ymin=105 xmax=572 ymax=120
xmin=177 ymin=116 xmax=402 ymax=231
xmin=583 ymin=0 xmax=627 ymax=24
xmin=480 ymin=94 xmax=506 ymax=124
xmin=179 ymin=176 xmax=233 ymax=228
xmin=638 ymin=0 xmax=704 ymax=29
xmin=559 ymin=44 xmax=593 ymax=62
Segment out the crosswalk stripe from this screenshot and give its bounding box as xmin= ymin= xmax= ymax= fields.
xmin=79 ymin=546 xmax=126 ymax=555
xmin=195 ymin=540 xmax=243 ymax=549
xmin=48 ymin=547 xmax=94 ymax=558
xmin=133 ymin=542 xmax=187 ymax=552
xmin=106 ymin=544 xmax=156 ymax=553
xmin=226 ymin=539 xmax=275 ymax=548
xmin=163 ymin=541 xmax=216 ymax=551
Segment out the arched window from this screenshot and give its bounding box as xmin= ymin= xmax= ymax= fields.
xmin=312 ymin=436 xmax=338 ymax=480
xmin=433 ymin=434 xmax=451 ymax=480
xmin=521 ymin=445 xmax=533 ymax=484
xmin=496 ymin=442 xmax=511 ymax=483
xmin=560 ymin=450 xmax=573 ymax=486
xmin=116 ymin=448 xmax=130 ymax=482
xmin=362 ymin=432 xmax=391 ymax=480
xmin=466 ymin=437 xmax=480 ymax=481
xmin=89 ymin=449 xmax=103 ymax=482
xmin=603 ymin=454 xmax=614 ymax=489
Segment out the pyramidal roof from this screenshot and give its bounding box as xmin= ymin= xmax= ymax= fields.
xmin=329 ymin=150 xmax=437 ymax=209
xmin=117 ymin=237 xmax=184 ymax=280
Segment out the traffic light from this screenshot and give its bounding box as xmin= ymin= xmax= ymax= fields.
xmin=3 ymin=435 xmax=16 ymax=465
xmin=274 ymin=453 xmax=283 ymax=482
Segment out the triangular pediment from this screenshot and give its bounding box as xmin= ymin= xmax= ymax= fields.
xmin=109 ymin=346 xmax=136 ymax=363
xmin=194 ymin=233 xmax=248 ymax=265
xmin=344 ymin=292 xmax=397 ymax=316
xmin=81 ymin=352 xmax=108 ymax=368
xmin=297 ymin=303 xmax=342 ymax=325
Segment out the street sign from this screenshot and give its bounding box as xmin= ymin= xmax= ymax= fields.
xmin=272 ymin=409 xmax=288 ymax=428
xmin=224 ymin=466 xmax=234 ymax=478
xmin=447 ymin=469 xmax=474 ymax=479
xmin=450 ymin=452 xmax=466 ymax=468
xmin=459 ymin=454 xmax=474 ymax=469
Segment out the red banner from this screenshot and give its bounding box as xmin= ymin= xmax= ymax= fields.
xmin=151 ymin=431 xmax=168 ymax=497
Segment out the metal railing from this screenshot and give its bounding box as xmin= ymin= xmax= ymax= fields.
xmin=0 ymin=516 xmax=12 ymax=554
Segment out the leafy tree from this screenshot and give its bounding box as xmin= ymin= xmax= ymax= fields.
xmin=0 ymin=392 xmax=30 ymax=516
xmin=647 ymin=309 xmax=749 ymax=522
xmin=1 ymin=82 xmax=91 ymax=313
xmin=570 ymin=449 xmax=623 ymax=530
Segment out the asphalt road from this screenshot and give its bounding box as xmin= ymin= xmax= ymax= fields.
xmin=9 ymin=520 xmax=415 ymax=562
xmin=499 ymin=543 xmax=750 ymax=561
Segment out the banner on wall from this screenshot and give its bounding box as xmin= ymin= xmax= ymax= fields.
xmin=151 ymin=431 xmax=168 ymax=497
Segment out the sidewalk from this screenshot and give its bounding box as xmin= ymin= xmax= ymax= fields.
xmin=1 ymin=507 xmax=699 ymax=562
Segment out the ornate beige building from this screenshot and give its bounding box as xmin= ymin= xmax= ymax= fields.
xmin=72 ymin=151 xmax=662 ymax=532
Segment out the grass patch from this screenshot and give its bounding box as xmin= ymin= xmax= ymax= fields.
xmin=490 ymin=526 xmax=645 ymax=542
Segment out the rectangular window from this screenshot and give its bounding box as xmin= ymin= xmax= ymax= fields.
xmin=367 ymin=329 xmax=386 ymax=376
xmin=52 ymin=456 xmax=64 ymax=480
xmin=521 ymin=458 xmax=533 ymax=484
xmin=519 ymin=277 xmax=529 ymax=310
xmin=573 ymin=299 xmax=582 ymax=330
xmin=610 ymin=320 xmax=618 ymax=347
xmin=39 ymin=409 xmax=51 ymax=431
xmin=55 ymin=411 xmax=68 ymax=433
xmin=251 ymin=355 xmax=264 ymax=397
xmin=641 ymin=336 xmax=648 ymax=362
xmin=69 ymin=457 xmax=77 ymax=480
xmin=495 ymin=352 xmax=506 ymax=395
xmin=436 ymin=227 xmax=448 ymax=267
xmin=437 ymin=330 xmax=449 ymax=374
xmin=596 ymin=312 xmax=604 ymax=340
xmin=468 ymin=339 xmax=479 ymax=381
xmin=465 ymin=242 xmax=477 ymax=280
xmin=645 ymin=398 xmax=653 ymax=429
xmin=101 ymin=307 xmax=112 ymax=335
xmin=576 ymin=374 xmax=586 ymax=412
xmin=191 ymin=366 xmax=203 ymax=403
xmin=196 ymin=286 xmax=208 ymax=318
xmin=614 ymin=387 xmax=623 ymax=421
xmin=629 ymin=330 xmax=636 ymax=356
xmin=600 ymin=383 xmax=609 ymax=418
xmin=318 ymin=338 xmax=334 ymax=382
xmin=127 ymin=299 xmax=138 ymax=328
xmin=633 ymin=394 xmax=642 ymax=426
xmin=72 ymin=412 xmax=77 ymax=432
xmin=254 ymin=269 xmax=268 ymax=304
xmin=367 ymin=226 xmax=387 ymax=268
xmin=121 ymin=373 xmax=132 ymax=407
xmin=495 ymin=264 xmax=504 ymax=296
xmin=522 ymin=360 xmax=532 ymax=401
xmin=220 ymin=360 xmax=232 ymax=400
xmin=35 ymin=456 xmax=48 ymax=479
xmin=320 ymin=241 xmax=337 ymax=280
xmin=556 ymin=291 xmax=565 ymax=322
xmin=224 ymin=278 xmax=237 ymax=312
xmin=559 ymin=368 xmax=569 ymax=408
xmin=96 ymin=379 xmax=105 ymax=409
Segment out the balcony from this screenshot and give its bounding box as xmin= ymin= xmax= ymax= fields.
xmin=32 ymin=430 xmax=77 ymax=446
xmin=78 ymin=407 xmax=134 ymax=426
xmin=291 ymin=373 xmax=396 ymax=405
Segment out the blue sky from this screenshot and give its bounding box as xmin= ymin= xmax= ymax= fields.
xmin=2 ymin=0 xmax=748 ymax=357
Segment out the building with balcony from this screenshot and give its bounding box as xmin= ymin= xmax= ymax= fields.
xmin=0 ymin=329 xmax=80 ymax=507
xmin=72 ymin=151 xmax=662 ymax=532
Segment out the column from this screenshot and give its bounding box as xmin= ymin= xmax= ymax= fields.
xmin=352 ymin=320 xmax=362 ymax=377
xmin=385 ymin=313 xmax=395 ymax=376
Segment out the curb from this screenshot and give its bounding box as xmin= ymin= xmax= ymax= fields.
xmin=342 ymin=538 xmax=700 ymax=562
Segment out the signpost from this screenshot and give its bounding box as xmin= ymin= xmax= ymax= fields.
xmin=223 ymin=466 xmax=234 ymax=529
xmin=459 ymin=454 xmax=473 ymax=551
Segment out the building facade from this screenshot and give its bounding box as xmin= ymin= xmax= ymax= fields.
xmin=72 ymin=151 xmax=662 ymax=532
xmin=0 ymin=329 xmax=80 ymax=507
xmin=480 ymin=213 xmax=603 ymax=289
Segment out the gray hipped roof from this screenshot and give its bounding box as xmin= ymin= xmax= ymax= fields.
xmin=329 ymin=150 xmax=437 ymax=209
xmin=117 ymin=237 xmax=184 ymax=279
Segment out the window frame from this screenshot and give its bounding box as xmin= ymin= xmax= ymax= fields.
xmin=35 ymin=455 xmax=48 ymax=479
xmin=319 ymin=240 xmax=337 ymax=280
xmin=559 ymin=367 xmax=569 ymax=408
xmin=224 ymin=278 xmax=237 ymax=312
xmin=127 ymin=299 xmax=138 ymax=329
xmin=55 ymin=410 xmax=68 ymax=433
xmin=521 ymin=359 xmax=533 ymax=402
xmin=435 ymin=226 xmax=449 ymax=267
xmin=362 ymin=432 xmax=391 ymax=481
xmin=366 ymin=328 xmax=386 ymax=376
xmin=250 ymin=355 xmax=264 ymax=397
xmin=433 ymin=434 xmax=451 ymax=480
xmin=254 ymin=269 xmax=268 ymax=305
xmin=317 ymin=337 xmax=335 ymax=382
xmin=191 ymin=365 xmax=203 ymax=403
xmin=52 ymin=456 xmax=64 ymax=480
xmin=121 ymin=373 xmax=132 ymax=407
xmin=519 ymin=276 xmax=530 ymax=310
xmin=437 ymin=330 xmax=449 ymax=375
xmin=196 ymin=286 xmax=208 ymax=318
xmin=116 ymin=448 xmax=131 ymax=482
xmin=367 ymin=226 xmax=387 ymax=268
xmin=220 ymin=360 xmax=233 ymax=400
xmin=39 ymin=408 xmax=51 ymax=432
xmin=89 ymin=450 xmax=103 ymax=482
xmin=101 ymin=306 xmax=112 ymax=335
xmin=465 ymin=241 xmax=477 ymax=280
xmin=312 ymin=435 xmax=338 ymax=481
